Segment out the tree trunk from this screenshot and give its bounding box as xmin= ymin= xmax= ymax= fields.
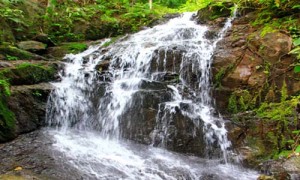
xmin=149 ymin=0 xmax=152 ymax=9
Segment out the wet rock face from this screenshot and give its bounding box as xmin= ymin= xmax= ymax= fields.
xmin=120 ymin=84 xmax=172 ymax=145
xmin=119 ymin=82 xmax=206 ymax=156
xmin=0 ymin=130 xmax=84 ymax=180
xmin=94 ymin=43 xmax=208 ymax=156
xmin=152 ymin=103 xmax=206 ymax=156
xmin=150 ymin=46 xmax=186 ymax=74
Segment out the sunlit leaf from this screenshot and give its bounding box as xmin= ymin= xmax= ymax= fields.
xmin=295 ymin=145 xmax=300 ymax=153
xmin=293 ymin=38 xmax=300 ymax=46
xmin=292 ymin=130 xmax=300 ymax=134
xmin=294 ymin=65 xmax=300 ymax=73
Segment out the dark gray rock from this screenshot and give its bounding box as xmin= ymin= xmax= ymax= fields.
xmin=0 ymin=130 xmax=84 ymax=180
xmin=7 ymin=83 xmax=54 ymax=135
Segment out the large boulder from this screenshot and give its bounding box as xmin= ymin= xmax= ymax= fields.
xmin=0 ymin=83 xmax=54 ymax=142
xmin=119 ymin=81 xmax=207 ymax=156
xmin=248 ymin=31 xmax=293 ymax=64
xmin=0 ymin=62 xmax=60 ymax=85
xmin=0 ymin=45 xmax=46 ymax=60
xmin=8 ymin=83 xmax=54 ymax=135
xmin=17 ymin=40 xmax=47 ymax=54
xmin=259 ymin=157 xmax=300 ymax=179
xmin=194 ymin=2 xmax=234 ymax=26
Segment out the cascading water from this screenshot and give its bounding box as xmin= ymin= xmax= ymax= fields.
xmin=46 ymin=12 xmax=258 ymax=179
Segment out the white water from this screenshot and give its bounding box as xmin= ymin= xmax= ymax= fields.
xmin=46 ymin=12 xmax=258 ymax=179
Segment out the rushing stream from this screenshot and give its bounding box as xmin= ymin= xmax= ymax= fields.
xmin=45 ymin=12 xmax=259 ymax=179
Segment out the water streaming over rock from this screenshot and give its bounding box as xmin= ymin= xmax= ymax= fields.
xmin=46 ymin=12 xmax=258 ymax=179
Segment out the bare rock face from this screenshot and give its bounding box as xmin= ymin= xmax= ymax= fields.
xmin=248 ymin=31 xmax=292 ymax=64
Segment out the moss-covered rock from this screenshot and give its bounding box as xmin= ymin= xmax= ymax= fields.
xmin=0 ymin=97 xmax=16 ymax=142
xmin=0 ymin=45 xmax=45 ymax=60
xmin=0 ymin=19 xmax=15 ymax=43
xmin=195 ymin=2 xmax=234 ymax=24
xmin=0 ymin=80 xmax=16 ymax=142
xmin=8 ymin=83 xmax=54 ymax=136
xmin=0 ymin=62 xmax=58 ymax=85
xmin=46 ymin=42 xmax=88 ymax=59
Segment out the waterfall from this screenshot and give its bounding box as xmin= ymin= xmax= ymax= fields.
xmin=45 ymin=11 xmax=258 ymax=179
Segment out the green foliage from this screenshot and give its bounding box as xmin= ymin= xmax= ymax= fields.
xmin=214 ymin=68 xmax=226 ymax=87
xmin=280 ymin=80 xmax=288 ymax=102
xmin=158 ymin=0 xmax=187 ymax=8
xmin=228 ymin=94 xmax=238 ymax=113
xmin=260 ymin=26 xmax=276 ymax=37
xmin=291 ymin=39 xmax=300 ymax=72
xmin=0 ymin=73 xmax=15 ymax=141
xmin=32 ymin=90 xmax=42 ymax=97
xmin=0 ymin=2 xmax=25 ymax=25
xmin=255 ymin=93 xmax=300 ymax=155
xmin=0 ymin=79 xmax=11 ymax=97
xmin=228 ymin=90 xmax=253 ymax=113
xmin=0 ymin=98 xmax=16 ymax=141
xmin=0 ymin=45 xmax=34 ymax=60
xmin=294 ymin=64 xmax=300 ymax=73
xmin=42 ymin=0 xmax=169 ymax=42
xmin=294 ymin=38 xmax=300 ymax=47
xmin=5 ymin=55 xmax=18 ymax=61
xmin=256 ymin=101 xmax=294 ymax=121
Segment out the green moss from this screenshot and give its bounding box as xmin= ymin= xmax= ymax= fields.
xmin=214 ymin=63 xmax=235 ymax=88
xmin=0 ymin=63 xmax=56 ymax=85
xmin=0 ymin=79 xmax=11 ymax=96
xmin=61 ymin=42 xmax=88 ymax=53
xmin=256 ymin=100 xmax=297 ymax=121
xmin=214 ymin=67 xmax=226 ymax=88
xmin=228 ymin=93 xmax=238 ymax=113
xmin=281 ymin=80 xmax=288 ymax=102
xmin=0 ymin=45 xmax=34 ymax=60
xmin=0 ymin=88 xmax=15 ymax=142
xmin=260 ymin=26 xmax=277 ymax=37
xmin=228 ymin=90 xmax=254 ymax=113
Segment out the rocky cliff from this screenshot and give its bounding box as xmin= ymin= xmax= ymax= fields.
xmin=194 ymin=2 xmax=300 ymax=178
